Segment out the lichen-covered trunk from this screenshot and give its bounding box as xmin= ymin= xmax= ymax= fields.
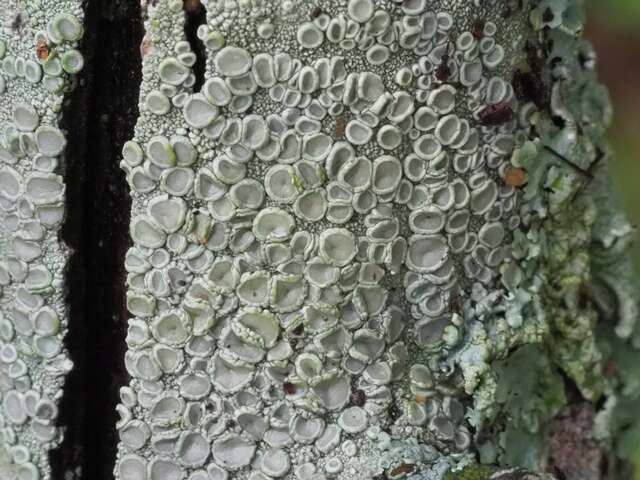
xmin=0 ymin=0 xmax=638 ymax=479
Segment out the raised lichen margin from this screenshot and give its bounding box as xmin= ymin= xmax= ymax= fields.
xmin=115 ymin=0 xmax=640 ymax=478
xmin=0 ymin=1 xmax=85 ymax=479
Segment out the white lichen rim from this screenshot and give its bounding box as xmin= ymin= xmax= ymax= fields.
xmin=110 ymin=0 xmax=603 ymax=477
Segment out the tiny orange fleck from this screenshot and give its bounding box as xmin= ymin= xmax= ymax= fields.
xmin=389 ymin=463 xmax=416 ymax=476
xmin=36 ymin=40 xmax=49 ymax=61
xmin=414 ymin=394 xmax=428 ymax=405
xmin=504 ymin=164 xmax=526 ymax=187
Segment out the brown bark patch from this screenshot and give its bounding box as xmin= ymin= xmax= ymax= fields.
xmin=548 ymin=403 xmax=603 ymax=480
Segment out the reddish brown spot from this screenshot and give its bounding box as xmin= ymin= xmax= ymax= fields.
xmin=389 ymin=464 xmax=416 ymax=477
xmin=435 ymin=62 xmax=451 ymax=82
xmin=350 ymin=388 xmax=366 ymax=407
xmin=504 ymin=164 xmax=526 ymax=187
xmin=471 ymin=18 xmax=486 ymax=39
xmin=36 ymin=40 xmax=50 ymax=61
xmin=283 ymin=382 xmax=297 ymax=394
xmin=478 ymin=102 xmax=515 ymax=126
xmin=604 ymin=358 xmax=617 ymax=377
xmin=335 ymin=116 xmax=347 ymax=138
xmin=310 ymin=6 xmax=323 ymax=18
xmin=183 ymin=0 xmax=202 ymax=13
xmin=435 ymin=36 xmax=456 ymax=83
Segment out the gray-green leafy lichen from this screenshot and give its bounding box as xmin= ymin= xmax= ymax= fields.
xmin=0 ymin=1 xmax=85 ymax=479
xmin=119 ymin=0 xmax=640 ymax=479
xmin=463 ymin=0 xmax=640 ymax=475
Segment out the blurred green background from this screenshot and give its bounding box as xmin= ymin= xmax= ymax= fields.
xmin=586 ymin=0 xmax=640 ymax=269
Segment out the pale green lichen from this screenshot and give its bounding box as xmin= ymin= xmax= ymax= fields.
xmin=461 ymin=0 xmax=640 ymax=476
xmin=0 ymin=1 xmax=84 ymax=479
xmin=0 ymin=0 xmax=637 ymax=479
xmin=118 ymin=0 xmax=537 ymax=477
xmin=116 ymin=0 xmax=640 ymax=478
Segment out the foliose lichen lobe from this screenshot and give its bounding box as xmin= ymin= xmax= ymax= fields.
xmin=0 ymin=0 xmax=85 ymax=479
xmin=116 ymin=0 xmax=637 ymax=479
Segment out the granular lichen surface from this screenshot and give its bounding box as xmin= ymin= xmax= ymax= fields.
xmin=113 ymin=0 xmax=639 ymax=479
xmin=1 ymin=0 xmax=639 ymax=479
xmin=0 ymin=0 xmax=84 ymax=479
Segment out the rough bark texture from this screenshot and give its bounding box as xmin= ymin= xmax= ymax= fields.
xmin=0 ymin=1 xmax=638 ymax=480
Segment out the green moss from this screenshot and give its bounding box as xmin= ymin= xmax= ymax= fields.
xmin=444 ymin=465 xmax=496 ymax=480
xmin=539 ymin=197 xmax=606 ymax=399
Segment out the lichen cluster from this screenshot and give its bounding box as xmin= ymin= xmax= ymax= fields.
xmin=0 ymin=1 xmax=84 ymax=479
xmin=116 ymin=0 xmax=635 ymax=479
xmin=0 ymin=0 xmax=637 ymax=479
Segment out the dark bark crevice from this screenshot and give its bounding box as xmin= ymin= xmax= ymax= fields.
xmin=183 ymin=0 xmax=207 ymax=92
xmin=51 ymin=0 xmax=143 ymax=478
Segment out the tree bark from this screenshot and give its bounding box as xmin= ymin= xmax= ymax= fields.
xmin=0 ymin=1 xmax=638 ymax=480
